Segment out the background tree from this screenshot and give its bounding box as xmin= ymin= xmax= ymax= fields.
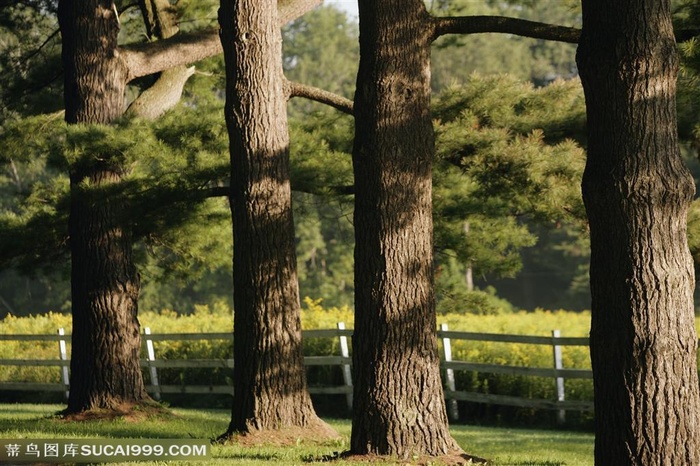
xmin=431 ymin=75 xmax=587 ymax=313
xmin=0 ymin=1 xmax=69 ymax=316
xmin=0 ymin=2 xmax=356 ymax=319
xmin=283 ymin=6 xmax=357 ymax=308
xmin=9 ymin=1 xmax=700 ymax=323
xmin=283 ymin=4 xmax=358 ymax=117
xmin=577 ymin=0 xmax=700 ymax=462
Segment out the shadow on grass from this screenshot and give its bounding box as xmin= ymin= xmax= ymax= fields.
xmin=0 ymin=405 xmax=229 ymax=440
xmin=449 ymin=424 xmax=592 ymax=466
xmin=220 ymin=453 xmax=281 ymax=461
xmin=500 ymin=463 xmax=564 ymax=466
xmin=0 ymin=406 xmax=593 ymax=465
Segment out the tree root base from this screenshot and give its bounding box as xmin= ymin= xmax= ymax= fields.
xmin=318 ymin=449 xmax=490 ymax=465
xmin=59 ymin=401 xmax=173 ymax=422
xmin=218 ymin=418 xmax=341 ymax=447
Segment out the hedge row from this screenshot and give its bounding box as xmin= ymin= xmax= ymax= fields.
xmin=0 ymin=299 xmax=594 ymax=409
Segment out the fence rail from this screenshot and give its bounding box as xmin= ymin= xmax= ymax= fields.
xmin=0 ymin=324 xmax=593 ymax=421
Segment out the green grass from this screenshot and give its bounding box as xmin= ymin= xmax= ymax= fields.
xmin=0 ymin=404 xmax=593 ymax=465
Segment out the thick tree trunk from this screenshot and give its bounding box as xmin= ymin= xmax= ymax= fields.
xmin=59 ymin=0 xmax=149 ymax=413
xmin=350 ymin=0 xmax=460 ymax=457
xmin=59 ymin=0 xmax=126 ymax=125
xmin=58 ymin=0 xmax=319 ymax=416
xmin=67 ymin=169 xmax=147 ymax=411
xmin=577 ymin=0 xmax=700 ymax=464
xmin=218 ymin=0 xmax=324 ymax=433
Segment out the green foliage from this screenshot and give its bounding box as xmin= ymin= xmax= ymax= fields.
xmin=0 ymin=114 xmax=70 ymax=273
xmin=300 ymin=296 xmax=354 ymax=327
xmin=289 ymin=122 xmax=353 ymax=195
xmin=432 ymin=76 xmax=587 ymax=296
xmin=0 ymin=0 xmax=233 ymax=315
xmin=673 ymin=0 xmax=700 ymax=160
xmin=48 ymin=118 xmax=162 ymax=174
xmin=288 ymin=107 xmax=355 ymax=307
xmin=435 ymin=256 xmax=516 ymax=315
xmin=0 ymin=94 xmax=233 ymax=312
xmin=676 ymin=2 xmax=700 ymax=148
xmin=493 ymin=222 xmax=591 ymax=311
xmin=174 ymin=0 xmax=219 ymax=33
xmin=294 ymin=195 xmax=355 ymax=308
xmin=686 ymin=199 xmax=700 ymax=305
xmin=428 ymin=73 xmax=606 ymax=312
xmin=282 ymin=5 xmax=358 ymax=309
xmin=0 ymin=118 xmax=71 ymax=313
xmin=285 ymin=74 xmax=588 ymax=312
xmin=293 ymin=110 xmax=355 ymax=155
xmin=0 ymin=0 xmax=597 ymax=316
xmin=0 ymin=1 xmax=63 ymax=119
xmin=439 ymin=309 xmax=593 ymax=415
xmin=0 ymin=312 xmax=72 ymax=384
xmin=126 ymin=104 xmax=231 ymax=307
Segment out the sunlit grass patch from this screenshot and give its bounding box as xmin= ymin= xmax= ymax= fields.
xmin=0 ymin=404 xmax=592 ymax=465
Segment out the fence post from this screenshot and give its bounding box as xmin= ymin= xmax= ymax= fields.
xmin=552 ymin=329 xmax=566 ymax=424
xmin=57 ymin=328 xmax=70 ymax=400
xmin=337 ymin=322 xmax=353 ymax=410
xmin=144 ymin=327 xmax=161 ymax=401
xmin=440 ymin=323 xmax=459 ymax=421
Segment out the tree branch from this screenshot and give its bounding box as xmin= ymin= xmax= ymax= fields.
xmin=277 ymin=0 xmax=322 ymax=26
xmin=121 ymin=0 xmax=322 ymax=82
xmin=285 ymin=80 xmax=354 ymax=115
xmin=125 ymin=0 xmax=195 ymax=119
xmin=431 ymin=15 xmax=580 ymax=44
xmin=126 ymin=66 xmax=196 ymax=118
xmin=121 ymin=30 xmax=219 ymax=82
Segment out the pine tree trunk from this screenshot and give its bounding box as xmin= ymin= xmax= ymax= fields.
xmin=59 ymin=0 xmax=149 ymax=412
xmin=350 ymin=0 xmax=460 ymax=457
xmin=577 ymin=0 xmax=700 ymax=463
xmin=67 ymin=169 xmax=147 ymax=411
xmin=218 ymin=0 xmax=323 ymax=433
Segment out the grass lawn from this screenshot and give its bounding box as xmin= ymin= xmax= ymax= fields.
xmin=0 ymin=404 xmax=593 ymax=465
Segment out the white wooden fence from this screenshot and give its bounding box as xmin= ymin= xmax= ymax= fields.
xmin=0 ymin=324 xmax=593 ymax=421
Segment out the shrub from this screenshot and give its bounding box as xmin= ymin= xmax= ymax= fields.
xmin=0 ymin=303 xmax=597 ymax=425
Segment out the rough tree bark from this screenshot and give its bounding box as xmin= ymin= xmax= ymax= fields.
xmin=218 ymin=0 xmax=329 ymax=435
xmin=57 ymin=0 xmax=322 ymax=415
xmin=577 ymin=0 xmax=700 ymax=464
xmin=58 ymin=0 xmax=149 ymax=412
xmin=350 ymin=0 xmax=461 ymax=458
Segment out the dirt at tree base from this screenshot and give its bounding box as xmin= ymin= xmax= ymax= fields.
xmin=329 ymin=450 xmax=489 ymax=466
xmin=219 ymin=418 xmax=341 ymax=447
xmin=58 ymin=401 xmax=174 ymax=422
